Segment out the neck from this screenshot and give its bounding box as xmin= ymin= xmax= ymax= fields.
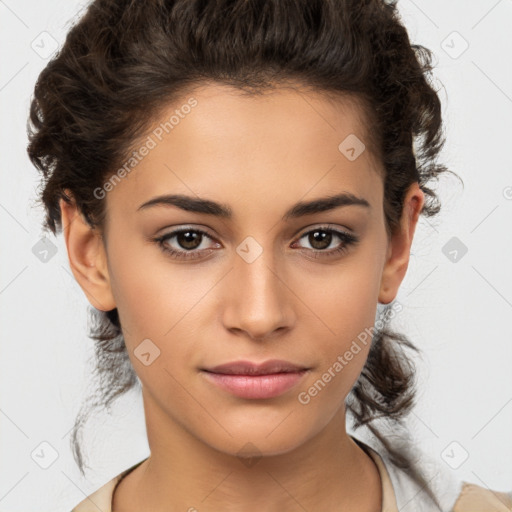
xmin=114 ymin=388 xmax=382 ymax=512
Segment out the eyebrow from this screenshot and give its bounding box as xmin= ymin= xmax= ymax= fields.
xmin=137 ymin=192 xmax=371 ymax=220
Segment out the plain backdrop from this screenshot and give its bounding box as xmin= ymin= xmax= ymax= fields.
xmin=1 ymin=0 xmax=511 ymax=510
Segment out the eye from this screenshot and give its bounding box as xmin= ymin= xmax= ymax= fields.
xmin=292 ymin=225 xmax=359 ymax=259
xmin=154 ymin=227 xmax=219 ymax=260
xmin=153 ymin=224 xmax=359 ymax=261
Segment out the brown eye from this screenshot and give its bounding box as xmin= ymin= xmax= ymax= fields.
xmin=154 ymin=227 xmax=218 ymax=260
xmin=175 ymin=230 xmax=203 ymax=250
xmin=154 ymin=224 xmax=359 ymax=261
xmin=307 ymin=229 xmax=333 ymax=250
xmin=293 ymin=225 xmax=359 ymax=259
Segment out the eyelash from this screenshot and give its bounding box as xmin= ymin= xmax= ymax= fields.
xmin=153 ymin=225 xmax=359 ymax=261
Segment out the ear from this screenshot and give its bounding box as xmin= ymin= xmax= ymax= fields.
xmin=378 ymin=182 xmax=425 ymax=305
xmin=59 ymin=190 xmax=116 ymax=311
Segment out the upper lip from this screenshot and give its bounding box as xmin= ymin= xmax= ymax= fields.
xmin=202 ymin=359 xmax=309 ymax=375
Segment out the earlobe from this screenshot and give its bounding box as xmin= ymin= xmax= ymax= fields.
xmin=59 ymin=191 xmax=116 ymax=312
xmin=378 ymin=183 xmax=425 ymax=305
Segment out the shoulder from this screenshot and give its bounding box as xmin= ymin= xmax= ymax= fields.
xmin=351 ymin=433 xmax=512 ymax=512
xmin=69 ymin=475 xmax=118 ymax=512
xmin=452 ymin=482 xmax=512 ymax=512
xmin=70 ymin=458 xmax=148 ymax=512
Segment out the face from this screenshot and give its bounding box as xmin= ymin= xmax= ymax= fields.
xmin=61 ymin=82 xmax=424 ymax=459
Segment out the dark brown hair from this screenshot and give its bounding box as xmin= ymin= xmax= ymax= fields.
xmin=27 ymin=0 xmax=461 ymax=507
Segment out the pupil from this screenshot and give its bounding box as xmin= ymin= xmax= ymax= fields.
xmin=179 ymin=231 xmax=201 ymax=249
xmin=310 ymin=230 xmax=331 ymax=250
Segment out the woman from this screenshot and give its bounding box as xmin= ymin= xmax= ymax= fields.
xmin=27 ymin=0 xmax=512 ymax=510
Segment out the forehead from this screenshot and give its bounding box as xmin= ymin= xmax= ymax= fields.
xmin=175 ymin=81 xmax=379 ymax=158
xmin=105 ymin=82 xmax=384 ymax=220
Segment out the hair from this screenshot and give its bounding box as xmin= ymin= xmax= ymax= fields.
xmin=27 ymin=0 xmax=462 ymax=507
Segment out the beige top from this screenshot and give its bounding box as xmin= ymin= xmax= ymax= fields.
xmin=71 ymin=436 xmax=512 ymax=512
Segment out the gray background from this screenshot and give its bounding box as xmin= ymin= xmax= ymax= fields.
xmin=1 ymin=0 xmax=511 ymax=510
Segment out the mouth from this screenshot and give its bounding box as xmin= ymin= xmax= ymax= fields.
xmin=200 ymin=359 xmax=311 ymax=399
xmin=201 ymin=359 xmax=310 ymax=376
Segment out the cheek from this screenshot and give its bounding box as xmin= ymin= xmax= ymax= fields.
xmin=106 ymin=237 xmax=221 ymax=377
xmin=105 ymin=248 xmax=198 ymax=397
xmin=305 ymin=250 xmax=383 ymax=340
xmin=106 ymin=233 xmax=199 ymax=335
xmin=299 ymin=244 xmax=385 ymax=389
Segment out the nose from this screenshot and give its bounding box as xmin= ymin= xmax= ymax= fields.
xmin=221 ymin=248 xmax=295 ymax=341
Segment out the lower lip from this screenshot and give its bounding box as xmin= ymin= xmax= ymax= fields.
xmin=201 ymin=370 xmax=309 ymax=399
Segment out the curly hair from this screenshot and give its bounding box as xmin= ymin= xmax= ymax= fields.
xmin=27 ymin=0 xmax=461 ymax=507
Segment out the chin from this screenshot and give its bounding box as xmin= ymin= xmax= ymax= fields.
xmin=199 ymin=424 xmax=310 ymax=460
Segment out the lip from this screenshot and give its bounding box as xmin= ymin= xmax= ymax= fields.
xmin=201 ymin=370 xmax=309 ymax=399
xmin=203 ymin=359 xmax=309 ymax=375
xmin=200 ymin=359 xmax=310 ymax=399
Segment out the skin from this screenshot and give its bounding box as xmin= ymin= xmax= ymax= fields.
xmin=60 ymin=82 xmax=424 ymax=512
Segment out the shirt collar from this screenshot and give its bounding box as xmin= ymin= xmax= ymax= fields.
xmin=350 ymin=434 xmax=399 ymax=512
